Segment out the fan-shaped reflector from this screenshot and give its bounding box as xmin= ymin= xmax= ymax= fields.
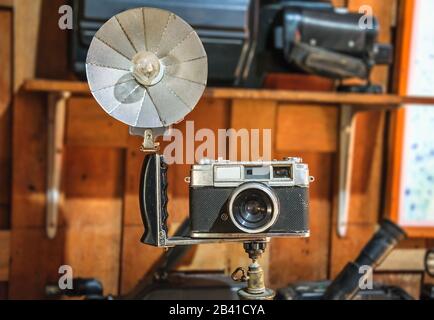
xmin=86 ymin=7 xmax=208 ymax=128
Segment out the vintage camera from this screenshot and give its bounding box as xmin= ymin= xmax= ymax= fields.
xmin=85 ymin=6 xmax=313 ymax=248
xmin=140 ymin=154 xmax=312 ymax=247
xmin=189 ymin=158 xmax=311 ymax=238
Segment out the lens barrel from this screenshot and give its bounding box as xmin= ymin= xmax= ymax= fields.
xmin=323 ymin=219 xmax=406 ymax=300
xmin=228 ymin=183 xmax=279 ymax=234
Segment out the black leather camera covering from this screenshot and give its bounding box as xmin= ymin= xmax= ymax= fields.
xmin=189 ymin=186 xmax=309 ymax=236
xmin=297 ymin=10 xmax=377 ymax=54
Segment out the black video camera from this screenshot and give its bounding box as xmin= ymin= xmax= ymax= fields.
xmin=247 ymin=0 xmax=393 ymax=87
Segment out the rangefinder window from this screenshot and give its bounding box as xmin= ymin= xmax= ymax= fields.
xmin=244 ymin=166 xmax=270 ymax=180
xmin=272 ymin=166 xmax=292 ymax=179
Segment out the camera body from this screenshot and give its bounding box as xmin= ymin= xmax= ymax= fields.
xmin=189 ymin=158 xmax=310 ymax=239
xmin=140 ymin=155 xmax=311 ymax=247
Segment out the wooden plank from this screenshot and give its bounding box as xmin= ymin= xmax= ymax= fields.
xmin=402 ymin=96 xmax=434 ymax=105
xmin=0 ymin=0 xmax=13 ymax=8
xmin=65 ymin=146 xmax=125 ymax=198
xmin=8 ymin=228 xmax=64 ymax=299
xmin=347 ymin=111 xmax=385 ymax=224
xmin=23 ymin=79 xmax=434 ymax=105
xmin=10 ymin=144 xmax=125 ymax=297
xmin=231 ymin=99 xmax=277 ymax=161
xmin=24 ymin=79 xmax=91 ymax=94
xmin=13 ymin=0 xmax=42 ymax=91
xmin=0 ymin=102 xmax=11 ymax=206
xmin=0 ymin=10 xmax=12 ymax=115
xmin=22 ymin=79 xmax=402 ymax=107
xmin=276 ymin=104 xmax=337 ymax=152
xmin=11 ymin=93 xmax=48 ymax=228
xmin=66 ymin=97 xmax=129 ymax=148
xmin=0 ymin=10 xmax=12 ymax=229
xmin=63 ymin=199 xmax=122 ymax=296
xmin=269 ymin=152 xmax=332 ymax=286
xmin=119 ymin=225 xmax=165 ymax=294
xmin=0 ymin=231 xmax=10 ymax=281
xmin=377 ymin=249 xmax=426 ymax=271
xmin=176 ymin=244 xmax=228 ymax=272
xmin=0 ymin=206 xmax=9 ymax=230
xmin=62 ymin=146 xmax=125 ymax=295
xmin=14 ymin=0 xmax=68 ymax=90
xmin=33 ymin=0 xmax=69 ymax=80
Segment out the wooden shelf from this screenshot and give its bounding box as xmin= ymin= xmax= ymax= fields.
xmin=0 ymin=0 xmax=13 ymax=8
xmin=23 ymin=79 xmax=406 ymax=107
xmin=24 ymin=79 xmax=90 ymax=94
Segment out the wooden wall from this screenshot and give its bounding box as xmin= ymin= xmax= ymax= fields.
xmin=1 ymin=0 xmax=433 ymax=299
xmin=0 ymin=3 xmax=12 ymax=299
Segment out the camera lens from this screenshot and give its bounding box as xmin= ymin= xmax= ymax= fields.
xmin=229 ymin=183 xmax=279 ymax=234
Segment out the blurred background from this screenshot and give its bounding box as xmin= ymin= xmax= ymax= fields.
xmin=0 ymin=0 xmax=433 ymax=299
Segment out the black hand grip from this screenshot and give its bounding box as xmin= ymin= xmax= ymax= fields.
xmin=160 ymin=158 xmax=169 ymax=235
xmin=139 ymin=154 xmax=169 ymax=246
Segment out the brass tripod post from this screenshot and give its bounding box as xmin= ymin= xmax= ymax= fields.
xmin=231 ymin=240 xmax=275 ymax=300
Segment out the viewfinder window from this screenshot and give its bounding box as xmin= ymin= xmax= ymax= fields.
xmin=273 ymin=166 xmax=292 ymax=179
